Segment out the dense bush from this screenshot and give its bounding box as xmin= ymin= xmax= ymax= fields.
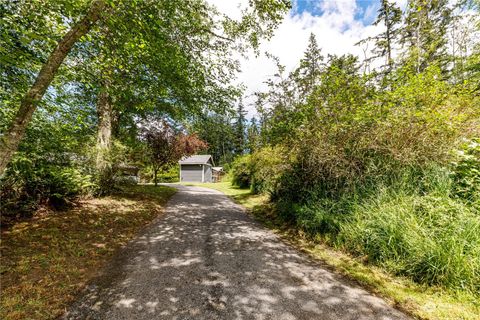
xmin=93 ymin=140 xmax=131 ymax=195
xmin=157 ymin=166 xmax=180 ymax=183
xmin=267 ymin=67 xmax=479 ymax=203
xmin=1 ymin=91 xmax=97 ymax=219
xmin=0 ymin=155 xmax=93 ymax=219
xmin=229 ymin=147 xmax=288 ymax=193
xmin=451 ymin=140 xmax=480 ymax=204
xmin=230 ymin=155 xmax=252 ymax=188
xmin=140 ymin=165 xmax=179 ymax=183
xmin=250 ymin=146 xmax=288 ymax=194
xmin=271 ymin=167 xmax=480 ymax=292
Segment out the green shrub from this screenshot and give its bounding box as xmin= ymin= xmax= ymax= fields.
xmin=157 ymin=166 xmax=179 ymax=183
xmin=250 ymin=146 xmax=288 ymax=194
xmin=0 ymin=155 xmax=93 ymax=219
xmin=451 ymin=139 xmax=480 ymax=203
xmin=228 ymin=147 xmax=290 ymax=193
xmin=157 ymin=172 xmax=179 ymax=183
xmin=93 ymin=140 xmax=130 ymax=195
xmin=45 ymin=167 xmax=93 ymax=207
xmin=139 ymin=165 xmax=179 ymax=183
xmin=230 ymin=155 xmax=252 ymax=188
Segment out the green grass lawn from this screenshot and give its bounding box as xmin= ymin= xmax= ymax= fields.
xmin=0 ymin=185 xmax=176 ymax=320
xmin=186 ymin=180 xmax=480 ymax=320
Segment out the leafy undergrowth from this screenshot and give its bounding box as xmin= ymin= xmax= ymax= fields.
xmin=198 ymin=182 xmax=480 ymax=320
xmin=0 ymin=185 xmax=176 ymax=320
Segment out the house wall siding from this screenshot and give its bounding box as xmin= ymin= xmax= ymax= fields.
xmin=204 ymin=165 xmax=212 ymax=182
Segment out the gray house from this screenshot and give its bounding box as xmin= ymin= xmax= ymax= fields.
xmin=179 ymin=155 xmax=213 ymax=183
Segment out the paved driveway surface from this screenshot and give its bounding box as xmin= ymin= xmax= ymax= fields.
xmin=64 ymin=184 xmax=410 ymax=320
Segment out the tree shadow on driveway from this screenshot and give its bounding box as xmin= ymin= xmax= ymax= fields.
xmin=63 ymin=185 xmax=410 ymax=320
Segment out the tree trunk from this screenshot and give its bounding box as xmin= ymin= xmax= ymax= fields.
xmin=0 ymin=0 xmax=106 ymax=175
xmin=96 ymin=83 xmax=113 ymax=171
xmin=385 ymin=9 xmax=392 ymax=70
xmin=111 ymin=108 xmax=121 ymax=138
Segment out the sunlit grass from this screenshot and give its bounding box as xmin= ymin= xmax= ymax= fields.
xmin=181 ymin=179 xmax=267 ymax=209
xmin=0 ymin=185 xmax=176 ymax=320
xmin=193 ymin=180 xmax=480 ymax=320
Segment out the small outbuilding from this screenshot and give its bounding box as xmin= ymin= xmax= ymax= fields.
xmin=212 ymin=167 xmax=224 ymax=182
xmin=179 ymin=155 xmax=214 ymax=183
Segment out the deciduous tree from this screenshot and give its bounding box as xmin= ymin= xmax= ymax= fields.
xmin=140 ymin=120 xmax=207 ymax=186
xmin=0 ymin=0 xmax=107 ymax=174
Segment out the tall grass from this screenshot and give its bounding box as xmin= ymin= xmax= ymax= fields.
xmin=277 ymin=166 xmax=480 ymax=293
xmin=341 ymin=192 xmax=479 ymax=292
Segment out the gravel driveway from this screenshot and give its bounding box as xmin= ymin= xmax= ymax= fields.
xmin=64 ymin=184 xmax=410 ymax=320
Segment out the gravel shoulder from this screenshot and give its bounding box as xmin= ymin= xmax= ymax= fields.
xmin=64 ymin=184 xmax=411 ymax=320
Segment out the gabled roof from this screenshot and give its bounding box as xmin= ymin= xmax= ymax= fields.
xmin=179 ymin=155 xmax=213 ymax=165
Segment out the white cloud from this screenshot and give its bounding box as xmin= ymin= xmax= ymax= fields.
xmin=209 ymin=0 xmax=387 ymax=118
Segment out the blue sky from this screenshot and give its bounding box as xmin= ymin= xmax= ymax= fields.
xmin=293 ymin=0 xmax=381 ymax=25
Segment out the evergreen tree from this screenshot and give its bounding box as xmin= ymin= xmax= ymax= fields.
xmin=234 ymin=100 xmax=247 ymax=155
xmin=401 ymin=0 xmax=453 ymax=73
xmin=192 ymin=112 xmax=236 ymax=165
xmin=293 ymin=33 xmax=324 ymax=98
xmin=247 ymin=117 xmax=260 ymax=153
xmin=372 ymin=0 xmax=402 ymax=71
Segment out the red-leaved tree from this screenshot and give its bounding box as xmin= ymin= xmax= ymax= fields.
xmin=140 ymin=120 xmax=207 ymax=186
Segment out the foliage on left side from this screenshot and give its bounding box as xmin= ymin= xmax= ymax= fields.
xmin=0 ymin=0 xmax=290 ymax=220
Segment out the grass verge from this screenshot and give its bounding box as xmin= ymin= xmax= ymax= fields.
xmin=191 ymin=181 xmax=480 ymax=320
xmin=182 ymin=180 xmax=267 ymax=208
xmin=0 ymin=185 xmax=176 ymax=320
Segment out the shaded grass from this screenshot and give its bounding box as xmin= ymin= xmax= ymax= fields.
xmin=197 ymin=181 xmax=480 ymax=320
xmin=0 ymin=185 xmax=176 ymax=320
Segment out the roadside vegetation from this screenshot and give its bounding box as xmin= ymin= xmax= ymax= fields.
xmin=226 ymin=0 xmax=480 ymax=297
xmin=0 ymin=185 xmax=176 ymax=320
xmin=227 ymin=62 xmax=480 ymax=314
